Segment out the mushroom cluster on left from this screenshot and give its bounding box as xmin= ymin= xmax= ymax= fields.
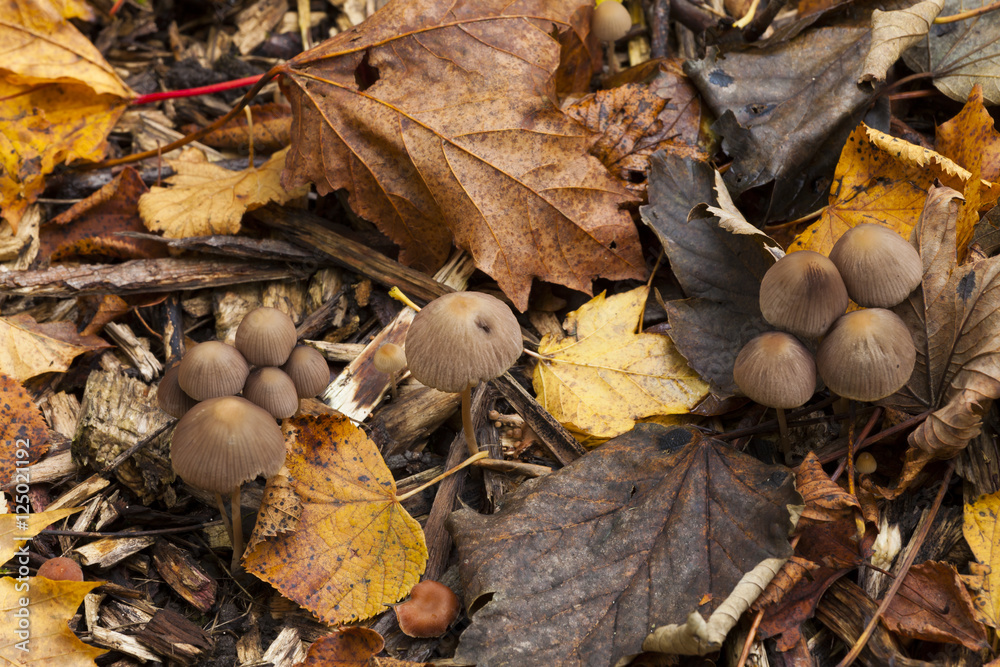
xmin=155 ymin=306 xmax=330 ymax=571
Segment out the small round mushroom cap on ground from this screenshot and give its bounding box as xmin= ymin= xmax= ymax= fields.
xmin=395 ymin=580 xmax=461 ymax=638
xmin=405 ymin=291 xmax=522 ymax=393
xmin=36 ymin=557 xmax=83 ymax=582
xmin=592 ymin=0 xmax=632 ymax=41
xmin=733 ymin=331 xmax=816 ymax=409
xmin=828 ymin=224 xmax=923 ymax=308
xmin=759 ymin=251 xmax=849 ymax=338
xmin=856 ymin=451 xmax=877 ymax=474
xmin=235 ymin=307 xmax=298 ymax=367
xmin=373 ymin=343 xmax=407 ymax=374
xmin=157 ymin=362 xmax=198 ymax=418
xmin=170 ymin=396 xmax=286 ymax=493
xmin=243 ymin=367 xmax=299 ymax=419
xmin=177 ymin=341 xmax=250 ymax=401
xmin=281 ymin=345 xmax=330 ymax=398
xmin=816 ymin=308 xmax=916 ymax=402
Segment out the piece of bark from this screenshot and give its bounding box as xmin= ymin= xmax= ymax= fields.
xmin=38 ymin=391 xmax=82 ymax=439
xmin=152 ymin=540 xmax=217 ymax=613
xmin=163 ymin=294 xmax=185 ymax=363
xmin=119 ymin=232 xmax=318 ymax=263
xmin=305 ymin=340 xmax=365 ymax=364
xmin=297 ymin=288 xmax=348 ymax=340
xmin=46 ymin=474 xmax=111 ymax=512
xmin=74 ymin=370 xmax=174 ymax=502
xmin=104 ymin=323 xmax=162 ymax=382
xmin=372 ymin=386 xmax=461 ymax=456
xmin=213 ymin=283 xmax=262 ymax=344
xmin=815 ymin=579 xmax=934 ymax=667
xmin=252 ymin=205 xmax=453 ymax=304
xmin=134 ymin=608 xmax=215 ymax=667
xmin=261 ymin=626 xmax=308 ymax=667
xmin=26 ymin=449 xmax=78 ymax=485
xmin=0 ymin=257 xmax=309 ymax=297
xmin=494 ymin=372 xmax=586 ymax=465
xmin=264 ymin=280 xmax=309 ymax=323
xmin=90 ymin=627 xmax=159 ymax=662
xmin=74 ymin=533 xmax=156 ymax=568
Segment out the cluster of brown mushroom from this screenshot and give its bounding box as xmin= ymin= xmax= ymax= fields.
xmin=734 ymin=224 xmax=921 ymax=458
xmin=156 ymin=307 xmax=330 ymax=570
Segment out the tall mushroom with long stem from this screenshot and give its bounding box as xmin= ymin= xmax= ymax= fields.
xmin=171 ymin=396 xmax=286 ymax=572
xmin=404 ymin=292 xmax=522 ymax=457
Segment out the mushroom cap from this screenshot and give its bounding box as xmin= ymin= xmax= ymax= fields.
xmin=828 ymin=224 xmax=923 ymax=307
xmin=157 ymin=362 xmax=198 ymax=418
xmin=395 ymin=580 xmax=461 ymax=638
xmin=177 ymin=341 xmax=250 ymax=401
xmin=405 ymin=292 xmax=522 ymax=393
xmin=816 ymin=308 xmax=916 ymax=402
xmin=281 ymin=345 xmax=330 ymax=398
xmin=759 ymin=251 xmax=849 ymax=338
xmin=171 ymin=396 xmax=286 ymax=493
xmin=243 ymin=367 xmax=299 ymax=419
xmin=592 ymin=0 xmax=631 ymax=42
xmin=373 ymin=343 xmax=407 ymax=374
xmin=733 ymin=331 xmax=816 ymax=409
xmin=856 ymin=451 xmax=877 ymax=475
xmin=36 ymin=557 xmax=83 ymax=582
xmin=235 ymin=307 xmax=297 ymax=367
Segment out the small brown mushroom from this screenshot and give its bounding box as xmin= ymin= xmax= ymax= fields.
xmin=157 ymin=362 xmax=198 ymax=418
xmin=281 ymin=345 xmax=331 ymax=398
xmin=235 ymin=307 xmax=298 ymax=367
xmin=373 ymin=343 xmax=407 ymax=400
xmin=243 ymin=367 xmax=299 ymax=419
xmin=405 ymin=291 xmax=522 ymax=456
xmin=592 ymin=0 xmax=632 ymax=42
xmin=759 ymin=251 xmax=849 ymax=338
xmin=177 ymin=341 xmax=250 ymax=401
xmin=733 ymin=331 xmax=816 ymax=462
xmin=36 ymin=557 xmax=83 ymax=582
xmin=816 ymin=308 xmax=916 ymax=402
xmin=828 ymin=224 xmax=922 ymax=307
xmin=171 ymin=396 xmax=286 ymax=570
xmin=856 ymin=451 xmax=877 ymax=475
xmin=395 ymin=580 xmax=461 ymax=638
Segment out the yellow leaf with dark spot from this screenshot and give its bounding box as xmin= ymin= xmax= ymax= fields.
xmin=0 ymin=508 xmax=82 ymax=564
xmin=0 ymin=578 xmax=104 ymax=666
xmin=533 ymin=286 xmax=709 ymax=441
xmin=964 ymin=491 xmax=1000 ymax=627
xmin=244 ymin=414 xmax=426 ymax=625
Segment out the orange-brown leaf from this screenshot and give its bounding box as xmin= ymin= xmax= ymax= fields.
xmin=183 ymin=103 xmax=292 ymax=154
xmin=0 ymin=313 xmax=109 ymax=382
xmin=936 ymin=85 xmax=1000 ymax=184
xmin=794 ymin=452 xmax=860 ymax=526
xmin=0 ymin=373 xmax=49 ymax=488
xmin=243 ymin=414 xmax=426 ymax=625
xmin=295 ymin=627 xmax=384 ymax=667
xmin=279 ymin=0 xmax=645 ymax=310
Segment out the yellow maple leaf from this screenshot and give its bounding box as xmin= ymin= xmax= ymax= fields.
xmin=139 ymin=147 xmax=309 ymax=238
xmin=0 ymin=577 xmax=104 ymax=665
xmin=243 ymin=414 xmax=426 ymax=625
xmin=0 ymin=314 xmax=109 ymax=382
xmin=0 ymin=0 xmax=132 ymax=233
xmin=0 ymin=508 xmax=81 ymax=564
xmin=789 ymin=121 xmax=996 ymax=256
xmin=964 ymin=491 xmax=1000 ymax=627
xmin=532 ymin=286 xmax=709 ymax=441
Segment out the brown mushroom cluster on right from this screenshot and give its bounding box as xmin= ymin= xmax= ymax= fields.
xmin=734 ymin=224 xmax=922 ymax=446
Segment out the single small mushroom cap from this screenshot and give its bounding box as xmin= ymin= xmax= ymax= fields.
xmin=157 ymin=362 xmax=198 ymax=418
xmin=592 ymin=0 xmax=631 ymax=41
xmin=243 ymin=367 xmax=299 ymax=419
xmin=733 ymin=331 xmax=816 ymax=409
xmin=235 ymin=307 xmax=298 ymax=367
xmin=171 ymin=396 xmax=286 ymax=493
xmin=395 ymin=580 xmax=461 ymax=638
xmin=281 ymin=345 xmax=330 ymax=398
xmin=816 ymin=308 xmax=916 ymax=402
xmin=373 ymin=343 xmax=407 ymax=375
xmin=759 ymin=251 xmax=849 ymax=338
xmin=177 ymin=341 xmax=250 ymax=401
xmin=856 ymin=451 xmax=877 ymax=475
xmin=405 ymin=292 xmax=522 ymax=393
xmin=36 ymin=557 xmax=83 ymax=582
xmin=828 ymin=224 xmax=923 ymax=307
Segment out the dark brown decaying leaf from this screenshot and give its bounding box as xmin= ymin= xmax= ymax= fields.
xmin=794 ymin=452 xmax=860 ymax=526
xmin=0 ymin=372 xmax=50 ymax=488
xmin=554 ymin=2 xmax=599 ymax=97
xmin=182 ymin=103 xmax=292 ymax=153
xmin=448 ymin=424 xmax=799 ymax=665
xmin=279 ymin=0 xmax=646 ymax=310
xmin=564 ymin=59 xmax=706 ymax=199
xmin=890 ymin=185 xmax=1000 ymax=459
xmin=641 ymin=153 xmax=780 ymax=396
xmin=685 ymin=28 xmax=875 ymax=221
xmin=882 ymin=560 xmax=989 ymax=651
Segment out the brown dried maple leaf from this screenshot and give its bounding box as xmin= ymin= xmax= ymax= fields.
xmin=277 ymin=0 xmax=646 ymax=310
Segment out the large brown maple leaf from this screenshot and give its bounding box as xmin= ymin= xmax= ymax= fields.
xmin=277 ymin=0 xmax=646 ymax=310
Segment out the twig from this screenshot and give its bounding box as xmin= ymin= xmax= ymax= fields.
xmin=40 ymin=522 xmax=224 ymax=538
xmin=132 ymin=76 xmax=263 ymax=105
xmin=934 ymin=0 xmax=1000 ymax=23
xmin=831 ymin=407 xmax=882 ymax=483
xmin=101 ymin=421 xmax=175 ymax=476
xmin=818 ymin=409 xmax=932 ymax=465
xmin=834 ymin=461 xmax=954 ymax=667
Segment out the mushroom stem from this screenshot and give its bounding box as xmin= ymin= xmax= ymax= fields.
xmin=388 ymin=371 xmax=398 ymax=400
xmin=461 ymin=385 xmax=479 ymax=457
xmin=776 ymin=408 xmax=792 ymax=465
xmin=215 ymin=492 xmax=234 ymax=546
xmin=231 ymin=487 xmax=244 ymax=573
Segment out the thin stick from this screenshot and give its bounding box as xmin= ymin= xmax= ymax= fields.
xmin=830 ymin=407 xmax=883 ymax=483
xmin=776 ymin=407 xmax=791 ymax=464
xmin=215 ymin=492 xmax=233 ymax=546
xmin=935 ymin=0 xmax=1000 ymax=22
xmin=396 ymin=451 xmax=489 ymax=501
xmin=834 ymin=461 xmax=954 ymax=667
xmin=461 ymin=385 xmax=479 ymax=456
xmin=231 ymin=488 xmax=244 ymax=573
